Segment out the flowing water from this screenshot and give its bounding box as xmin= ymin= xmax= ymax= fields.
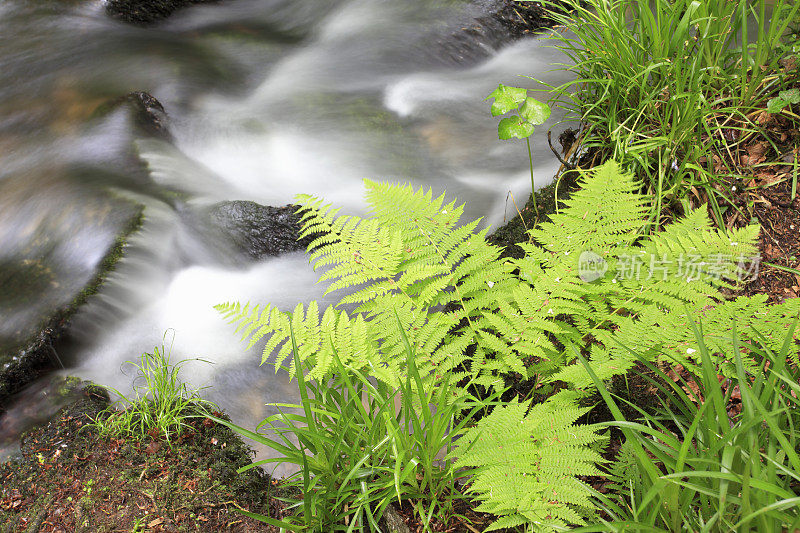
xmin=0 ymin=0 xmax=573 ymax=468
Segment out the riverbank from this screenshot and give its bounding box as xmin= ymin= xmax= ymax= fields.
xmin=2 ymin=1 xmax=799 ymax=532
xmin=0 ymin=2 xmax=563 ymax=531
xmin=0 ymin=383 xmax=282 ymax=533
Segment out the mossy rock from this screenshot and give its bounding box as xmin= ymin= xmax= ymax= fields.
xmin=488 ymin=169 xmax=579 ymax=259
xmin=0 ymin=181 xmax=143 ymax=405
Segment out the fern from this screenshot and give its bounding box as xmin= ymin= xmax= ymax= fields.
xmin=218 ymin=159 xmax=798 ymax=394
xmin=480 ymin=160 xmax=797 ymax=391
xmin=453 ymin=397 xmax=605 ymax=531
xmin=216 ymin=158 xmax=800 ymax=531
xmin=218 ymin=179 xmax=516 ymax=390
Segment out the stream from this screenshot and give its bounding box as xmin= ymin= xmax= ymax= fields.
xmin=0 ymin=0 xmax=572 ymax=469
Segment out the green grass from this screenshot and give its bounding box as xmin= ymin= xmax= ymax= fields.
xmin=91 ymin=336 xmax=214 ymax=445
xmin=577 ymin=317 xmax=800 ymax=532
xmin=532 ymin=0 xmax=800 ymax=227
xmin=211 ymin=317 xmax=502 ymax=532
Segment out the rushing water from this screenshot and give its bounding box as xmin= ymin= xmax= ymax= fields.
xmin=0 ymin=0 xmax=573 ymax=467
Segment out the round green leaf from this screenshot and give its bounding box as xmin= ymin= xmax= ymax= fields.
xmin=778 ymin=88 xmax=800 ymax=105
xmin=767 ymin=97 xmax=787 ymax=114
xmin=487 ymin=84 xmax=527 ymax=116
xmin=519 ymin=97 xmax=551 ymax=125
xmin=498 ymin=116 xmax=534 ymax=140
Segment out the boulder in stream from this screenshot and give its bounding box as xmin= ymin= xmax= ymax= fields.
xmin=106 ymin=0 xmax=217 ymax=25
xmin=206 ymin=201 xmax=311 ymax=260
xmin=93 ymin=91 xmax=172 ymax=141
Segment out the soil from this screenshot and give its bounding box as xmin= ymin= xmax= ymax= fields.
xmin=0 ymin=385 xmax=284 ymax=533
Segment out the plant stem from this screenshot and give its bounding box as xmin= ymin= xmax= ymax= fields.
xmin=526 ymin=137 xmax=539 ymax=219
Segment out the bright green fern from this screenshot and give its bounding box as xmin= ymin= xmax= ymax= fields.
xmin=480 ymin=160 xmax=799 ymax=390
xmin=216 ymin=158 xmax=800 ymax=531
xmin=453 ymin=397 xmax=605 ymax=532
xmin=218 ymin=179 xmax=517 ymax=391
xmin=217 ymin=160 xmax=799 ymax=395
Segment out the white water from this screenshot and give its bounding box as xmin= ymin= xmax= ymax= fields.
xmin=0 ymin=0 xmax=573 ymax=466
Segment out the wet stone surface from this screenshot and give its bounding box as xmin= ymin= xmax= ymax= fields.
xmin=106 ymin=0 xmax=218 ymax=25
xmin=0 ymin=177 xmax=142 ymax=405
xmin=204 ymin=201 xmax=312 ymax=261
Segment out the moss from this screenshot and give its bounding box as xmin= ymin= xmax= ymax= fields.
xmin=1 ymin=388 xmax=279 ymax=532
xmin=0 ymin=206 xmax=144 ymax=404
xmin=68 ymin=207 xmax=144 ymax=313
xmin=488 ymin=169 xmax=580 ymax=259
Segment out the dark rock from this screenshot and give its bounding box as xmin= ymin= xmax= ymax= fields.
xmin=106 ymin=0 xmax=217 ymax=25
xmin=0 ymin=188 xmax=143 ymax=408
xmin=207 ymin=201 xmax=311 ymax=260
xmin=432 ymin=0 xmax=564 ymax=65
xmin=126 ymin=91 xmax=171 ymax=140
xmin=93 ymin=91 xmax=172 ymax=141
xmin=0 ymin=326 xmax=65 ymax=413
xmin=488 ymin=0 xmax=562 ymax=38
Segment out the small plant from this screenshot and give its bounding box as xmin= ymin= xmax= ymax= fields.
xmin=91 ymin=333 xmax=213 ymax=445
xmin=487 ymin=83 xmax=551 ymax=217
xmin=767 ymin=88 xmax=800 ymax=113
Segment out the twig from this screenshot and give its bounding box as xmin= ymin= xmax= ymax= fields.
xmin=547 ymin=129 xmax=575 ymax=170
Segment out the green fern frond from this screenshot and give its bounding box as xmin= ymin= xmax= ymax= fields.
xmin=529 ymin=160 xmax=648 ymax=254
xmin=222 ymin=160 xmax=790 ymax=397
xmin=454 ymin=397 xmax=604 ymax=532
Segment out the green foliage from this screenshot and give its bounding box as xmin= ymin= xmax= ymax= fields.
xmin=582 ymin=320 xmax=800 ymax=532
xmin=91 ymin=336 xmax=213 ymax=445
xmin=218 ymin=159 xmax=800 ymax=397
xmin=487 ymin=83 xmax=551 ymax=140
xmin=535 ymin=0 xmax=800 ymax=224
xmin=479 ymin=160 xmax=800 ymax=390
xmin=210 ymin=321 xmax=496 ymax=532
xmin=215 ymin=156 xmax=800 ymax=531
xmin=454 ymin=396 xmax=604 ymax=532
xmin=767 ymin=88 xmax=800 ymax=113
xmin=217 ymin=178 xmax=517 ymax=392
xmin=486 ymin=83 xmax=551 ymax=217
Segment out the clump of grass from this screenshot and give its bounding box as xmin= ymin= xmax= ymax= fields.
xmin=580 ymin=318 xmax=800 ymax=531
xmin=211 ymin=319 xmax=500 ymax=532
xmin=92 ymin=334 xmax=214 ymax=445
xmin=534 ymin=0 xmax=800 ymax=226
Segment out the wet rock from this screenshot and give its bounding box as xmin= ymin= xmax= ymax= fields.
xmin=126 ymin=91 xmax=171 ymax=140
xmin=433 ymin=0 xmax=563 ymax=65
xmin=93 ymin=91 xmax=172 ymax=141
xmin=487 ymin=0 xmax=561 ymax=38
xmin=0 ymin=173 xmax=143 ymax=407
xmin=206 ymin=201 xmax=311 ymax=260
xmin=105 ymin=0 xmax=217 ymax=25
